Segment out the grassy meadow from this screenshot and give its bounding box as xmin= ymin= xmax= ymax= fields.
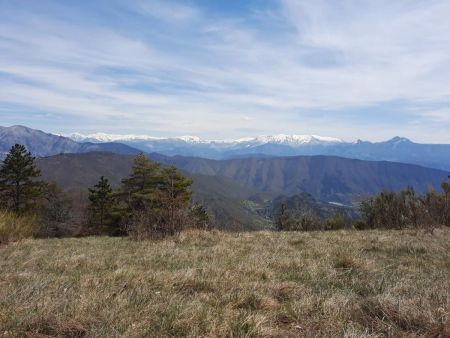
xmin=1 ymin=229 xmax=449 ymax=337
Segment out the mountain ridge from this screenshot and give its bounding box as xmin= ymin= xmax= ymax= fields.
xmin=68 ymin=132 xmax=344 ymax=145
xmin=36 ymin=152 xmax=449 ymax=229
xmin=0 ymin=125 xmax=141 ymax=158
xmin=67 ymin=130 xmax=450 ymax=171
xmin=153 ymin=153 xmax=448 ymax=203
xmin=2 ymin=125 xmax=450 ymax=172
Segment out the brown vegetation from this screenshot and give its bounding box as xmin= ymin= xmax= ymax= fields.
xmin=1 ymin=229 xmax=449 ymax=337
xmin=359 ymin=184 xmax=450 ymax=230
xmin=0 ymin=211 xmax=38 ymax=245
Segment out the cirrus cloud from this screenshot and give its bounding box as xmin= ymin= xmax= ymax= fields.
xmin=0 ymin=0 xmax=449 ymax=142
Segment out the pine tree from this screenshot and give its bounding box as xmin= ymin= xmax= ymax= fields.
xmin=120 ymin=154 xmax=194 ymax=238
xmin=121 ymin=154 xmax=161 ymax=211
xmin=88 ymin=176 xmax=116 ymax=230
xmin=159 ymin=166 xmax=192 ymax=207
xmin=0 ymin=144 xmax=42 ymax=213
xmin=157 ymin=166 xmax=193 ymax=234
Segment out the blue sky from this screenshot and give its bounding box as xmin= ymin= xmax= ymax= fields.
xmin=1 ymin=0 xmax=450 ymax=142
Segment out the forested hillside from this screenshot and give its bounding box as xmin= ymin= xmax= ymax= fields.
xmin=35 ymin=152 xmax=449 ymax=230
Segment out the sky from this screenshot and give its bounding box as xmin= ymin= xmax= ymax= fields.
xmin=1 ymin=0 xmax=450 ymax=143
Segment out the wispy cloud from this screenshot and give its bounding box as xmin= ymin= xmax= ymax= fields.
xmin=0 ymin=0 xmax=449 ymax=142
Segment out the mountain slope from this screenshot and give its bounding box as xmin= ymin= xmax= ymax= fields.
xmin=69 ymin=132 xmax=346 ymax=159
xmin=36 ymin=152 xmax=448 ymax=230
xmin=322 ymin=137 xmax=450 ymax=171
xmin=154 ymin=154 xmax=448 ymax=203
xmin=4 ymin=126 xmax=449 ymax=171
xmin=0 ymin=125 xmax=141 ymax=158
xmin=38 ymin=152 xmax=448 ymax=204
xmin=36 ymin=152 xmax=270 ymax=230
xmin=69 ymin=131 xmax=450 ymax=171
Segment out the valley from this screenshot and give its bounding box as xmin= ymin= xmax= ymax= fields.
xmin=36 ymin=151 xmax=448 ymax=230
xmin=1 ymin=125 xmax=448 ymax=231
xmin=2 ymin=2 xmax=450 ymax=336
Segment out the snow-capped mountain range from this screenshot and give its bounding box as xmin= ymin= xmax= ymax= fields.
xmin=66 ymin=132 xmax=347 ymax=159
xmin=1 ymin=126 xmax=450 ymax=171
xmin=65 ymin=131 xmax=450 ymax=171
xmin=68 ymin=132 xmax=344 ymax=147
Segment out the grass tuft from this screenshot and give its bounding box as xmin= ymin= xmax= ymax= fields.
xmin=1 ymin=229 xmax=449 ymax=336
xmin=0 ymin=211 xmax=38 ymax=245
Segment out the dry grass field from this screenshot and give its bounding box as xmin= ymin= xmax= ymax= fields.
xmin=1 ymin=229 xmax=449 ymax=337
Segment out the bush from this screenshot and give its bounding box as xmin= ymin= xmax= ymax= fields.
xmin=276 ymin=210 xmax=324 ymax=231
xmin=0 ymin=211 xmax=38 ymax=245
xmin=359 ymin=183 xmax=450 ymax=229
xmin=36 ymin=183 xmax=75 ymax=238
xmin=188 ymin=204 xmax=212 ymax=230
xmin=421 ymin=187 xmax=450 ymax=228
xmin=359 ymin=190 xmax=415 ymax=229
xmin=127 ymin=208 xmax=188 ymax=240
xmin=325 ymin=214 xmax=350 ymax=230
xmin=353 ymin=219 xmax=368 ymax=230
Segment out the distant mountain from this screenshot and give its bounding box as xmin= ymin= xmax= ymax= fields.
xmin=321 ymin=137 xmax=450 ymax=171
xmin=0 ymin=125 xmax=141 ymax=158
xmin=36 ymin=152 xmax=448 ymax=230
xmin=69 ymin=131 xmax=450 ymax=171
xmin=155 ymin=154 xmax=448 ymax=204
xmin=68 ymin=132 xmax=344 ymax=159
xmin=3 ymin=125 xmax=450 ymax=173
xmin=6 ymin=125 xmax=447 ymax=229
xmin=69 ymin=132 xmax=342 ymax=146
xmin=36 ymin=152 xmax=270 ymax=231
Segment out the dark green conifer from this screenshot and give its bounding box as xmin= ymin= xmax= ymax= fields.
xmin=0 ymin=144 xmax=42 ymax=213
xmin=121 ymin=154 xmax=161 ymax=210
xmin=88 ymin=176 xmax=116 ymax=230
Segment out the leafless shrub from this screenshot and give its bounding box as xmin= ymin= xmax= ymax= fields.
xmin=360 ymin=183 xmax=450 ymax=230
xmin=276 ymin=208 xmax=325 ymax=231
xmin=36 ymin=183 xmax=74 ymax=238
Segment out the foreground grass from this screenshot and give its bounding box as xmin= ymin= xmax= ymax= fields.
xmin=1 ymin=229 xmax=449 ymax=337
xmin=0 ymin=211 xmax=37 ymax=246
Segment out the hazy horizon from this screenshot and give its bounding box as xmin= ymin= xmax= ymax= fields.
xmin=2 ymin=124 xmax=448 ymax=145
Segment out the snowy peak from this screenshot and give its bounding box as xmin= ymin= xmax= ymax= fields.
xmin=67 ymin=132 xmax=343 ymax=146
xmin=2 ymin=125 xmax=450 ymax=171
xmin=67 ymin=132 xmax=163 ymax=143
xmin=177 ymin=135 xmax=203 ymax=143
xmin=250 ymin=134 xmax=343 ymax=146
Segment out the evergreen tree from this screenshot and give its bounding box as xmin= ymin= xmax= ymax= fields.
xmin=121 ymin=154 xmax=161 ymax=211
xmin=158 ymin=166 xmax=192 ymax=206
xmin=88 ymin=176 xmax=116 ymax=230
xmin=120 ymin=154 xmax=194 ymax=238
xmin=157 ymin=166 xmax=193 ymax=234
xmin=0 ymin=144 xmax=42 ymax=213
